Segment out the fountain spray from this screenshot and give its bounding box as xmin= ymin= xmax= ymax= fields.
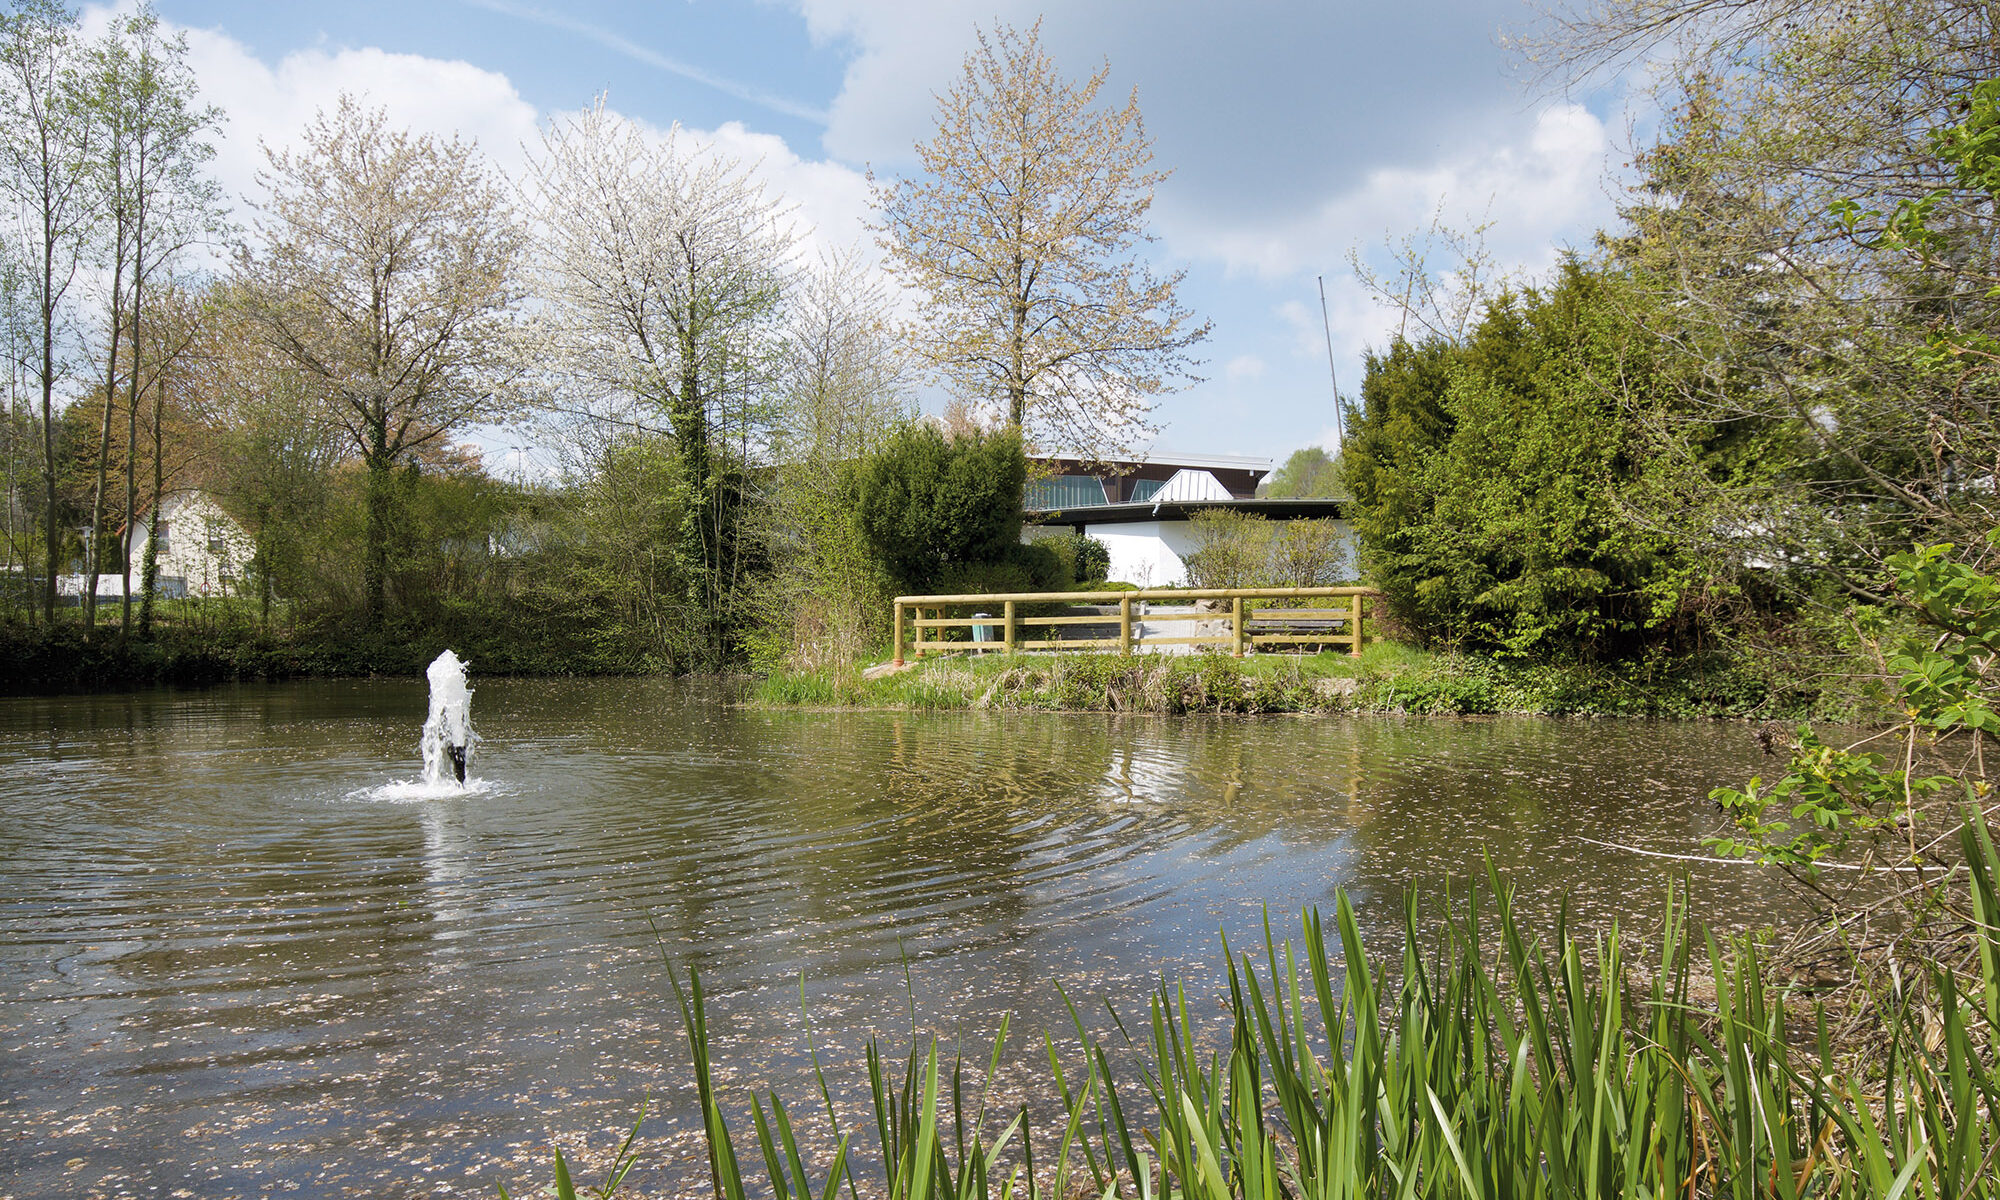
xmin=420 ymin=650 xmax=478 ymax=787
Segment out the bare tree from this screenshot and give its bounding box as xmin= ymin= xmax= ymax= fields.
xmin=238 ymin=96 xmax=523 ymax=628
xmin=871 ymin=20 xmax=1208 ymax=458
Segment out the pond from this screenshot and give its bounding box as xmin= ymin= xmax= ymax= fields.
xmin=0 ymin=678 xmax=1807 ymax=1198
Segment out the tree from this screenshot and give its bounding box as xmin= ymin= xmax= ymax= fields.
xmin=184 ymin=285 xmax=342 ymax=629
xmin=1347 ymin=263 xmax=1710 ymax=656
xmin=854 ymin=423 xmax=1026 ymax=593
xmin=78 ymin=4 xmax=221 ymax=635
xmin=1536 ymin=0 xmax=2000 ymax=598
xmin=237 ymin=96 xmax=522 ymax=629
xmin=1260 ymin=446 xmax=1344 ymax=498
xmin=748 ymin=249 xmax=911 ymax=669
xmin=871 ymin=20 xmax=1207 ymax=456
xmin=0 ymin=0 xmax=96 ymax=622
xmin=522 ymin=98 xmax=794 ymax=667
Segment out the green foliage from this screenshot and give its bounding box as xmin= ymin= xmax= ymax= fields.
xmin=529 ymin=433 xmax=701 ymax=673
xmin=1182 ymin=510 xmax=1274 ymax=588
xmin=1258 ymin=445 xmax=1342 ymax=498
xmin=855 ymin=424 xmax=1027 ymax=592
xmin=1348 ymin=260 xmax=1708 ymax=658
xmin=934 ymin=540 xmax=1069 ymax=598
xmin=760 ymin=640 xmax=1821 ymax=719
xmin=1183 ymin=510 xmax=1349 ymax=590
xmin=533 ymin=843 xmax=2000 ymax=1200
xmin=1030 ymin=530 xmax=1110 ymax=585
xmin=1838 ymin=77 xmax=2000 ymax=383
xmin=1711 ymin=536 xmax=1999 ymax=873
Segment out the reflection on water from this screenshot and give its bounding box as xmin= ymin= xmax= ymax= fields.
xmin=0 ymin=679 xmax=1803 ymax=1198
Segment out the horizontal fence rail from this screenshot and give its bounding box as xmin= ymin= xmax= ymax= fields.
xmin=891 ymin=586 xmax=1383 ymax=665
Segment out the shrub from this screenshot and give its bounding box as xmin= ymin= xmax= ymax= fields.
xmin=854 ymin=424 xmax=1027 ymax=592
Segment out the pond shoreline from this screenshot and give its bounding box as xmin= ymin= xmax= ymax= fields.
xmin=755 ymin=644 xmax=1874 ymax=721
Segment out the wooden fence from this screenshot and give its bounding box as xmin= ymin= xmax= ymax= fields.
xmin=891 ymin=586 xmax=1382 ymax=665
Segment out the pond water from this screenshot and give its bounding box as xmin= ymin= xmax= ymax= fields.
xmin=0 ymin=678 xmax=1807 ymax=1198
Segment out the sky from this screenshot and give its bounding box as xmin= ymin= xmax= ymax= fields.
xmin=111 ymin=0 xmax=1637 ymax=470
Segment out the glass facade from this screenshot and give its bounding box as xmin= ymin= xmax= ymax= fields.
xmin=1025 ymin=475 xmax=1111 ymax=511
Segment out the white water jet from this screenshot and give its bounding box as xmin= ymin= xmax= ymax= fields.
xmin=419 ymin=650 xmax=478 ymax=788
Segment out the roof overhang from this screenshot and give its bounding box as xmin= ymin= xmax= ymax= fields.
xmin=1028 ymin=450 xmax=1274 ymax=474
xmin=1029 ymin=497 xmax=1349 ymax=525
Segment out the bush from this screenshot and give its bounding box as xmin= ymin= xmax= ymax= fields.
xmin=1033 ymin=531 xmax=1110 ymax=582
xmin=855 ymin=424 xmax=1027 ymax=592
xmin=933 ymin=541 xmax=1069 ymax=598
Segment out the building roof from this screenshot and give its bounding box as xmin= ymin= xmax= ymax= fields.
xmin=1029 ymin=450 xmax=1273 ymax=473
xmin=1032 ymin=497 xmax=1349 ymax=525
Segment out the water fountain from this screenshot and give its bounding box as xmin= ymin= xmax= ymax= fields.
xmin=419 ymin=650 xmax=478 ymax=787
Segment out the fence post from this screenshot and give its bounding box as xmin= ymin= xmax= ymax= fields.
xmin=893 ymin=601 xmax=905 ymax=666
xmin=1119 ymin=596 xmax=1132 ymax=655
xmin=1004 ymin=600 xmax=1016 ymax=653
xmin=1232 ymin=594 xmax=1245 ymax=657
xmin=1350 ymin=593 xmax=1365 ymax=657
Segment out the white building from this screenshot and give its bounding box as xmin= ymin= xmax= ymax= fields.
xmin=122 ymin=490 xmax=254 ymax=599
xmin=1026 ymin=452 xmax=1352 ymax=586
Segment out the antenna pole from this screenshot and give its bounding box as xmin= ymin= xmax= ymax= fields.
xmin=1317 ymin=275 xmax=1344 ymax=451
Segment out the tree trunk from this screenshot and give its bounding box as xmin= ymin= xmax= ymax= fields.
xmin=674 ymin=335 xmax=721 ymax=666
xmin=122 ymin=253 xmax=145 ymax=636
xmin=138 ymin=373 xmax=164 ymax=638
xmin=364 ymin=448 xmax=389 ymax=631
xmin=84 ymin=379 xmax=113 ymax=635
xmin=36 ymin=181 xmax=59 ymax=625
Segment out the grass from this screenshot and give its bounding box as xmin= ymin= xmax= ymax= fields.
xmin=751 ymin=642 xmax=1846 ymax=719
xmin=517 ymin=811 xmax=2000 ymax=1199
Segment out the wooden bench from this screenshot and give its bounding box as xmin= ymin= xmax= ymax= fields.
xmin=1244 ymin=607 xmax=1355 ymax=651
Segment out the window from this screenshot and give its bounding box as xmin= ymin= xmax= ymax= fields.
xmin=1025 ymin=475 xmax=1110 ymax=511
xmin=155 ymin=521 xmax=170 ymax=554
xmin=206 ymin=519 xmax=226 ymax=556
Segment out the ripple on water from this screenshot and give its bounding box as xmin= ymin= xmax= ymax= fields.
xmin=0 ymin=679 xmax=1814 ymax=1199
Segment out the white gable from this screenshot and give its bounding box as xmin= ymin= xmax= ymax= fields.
xmin=1152 ymin=469 xmax=1232 ymax=502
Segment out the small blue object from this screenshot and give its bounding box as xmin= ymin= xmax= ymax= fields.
xmin=972 ymin=612 xmax=994 ymax=642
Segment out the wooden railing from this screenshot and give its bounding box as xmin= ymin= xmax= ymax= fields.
xmin=891 ymin=586 xmax=1382 ymax=665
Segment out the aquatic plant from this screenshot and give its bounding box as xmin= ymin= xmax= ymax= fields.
xmin=516 ymin=812 xmax=2000 ymax=1199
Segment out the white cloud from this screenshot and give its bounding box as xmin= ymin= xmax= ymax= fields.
xmin=167 ymin=23 xmax=543 ymax=226
xmin=88 ymin=4 xmax=879 ymax=269
xmin=793 ymin=0 xmax=1040 ymax=165
xmin=1188 ymin=104 xmax=1613 ymax=283
xmin=1223 ymin=353 xmax=1265 ymax=383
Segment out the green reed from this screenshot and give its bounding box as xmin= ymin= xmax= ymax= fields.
xmin=516 ymin=814 xmax=2000 ymax=1200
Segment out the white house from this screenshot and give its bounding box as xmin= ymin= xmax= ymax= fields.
xmin=125 ymin=490 xmax=255 ymax=599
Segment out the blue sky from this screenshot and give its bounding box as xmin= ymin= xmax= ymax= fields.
xmin=125 ymin=0 xmax=1634 ymax=469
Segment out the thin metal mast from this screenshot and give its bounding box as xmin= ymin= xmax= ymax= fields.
xmin=1317 ymin=275 xmax=1343 ymax=451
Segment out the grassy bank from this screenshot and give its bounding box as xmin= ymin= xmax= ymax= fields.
xmin=753 ymin=643 xmax=1867 ymax=720
xmin=0 ymin=602 xmax=653 ymax=693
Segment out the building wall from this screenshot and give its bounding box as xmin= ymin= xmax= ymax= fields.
xmin=1083 ymin=517 xmax=1357 ymax=588
xmin=1088 ymin=521 xmax=1199 ymax=587
xmin=129 ymin=492 xmax=255 ymax=598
